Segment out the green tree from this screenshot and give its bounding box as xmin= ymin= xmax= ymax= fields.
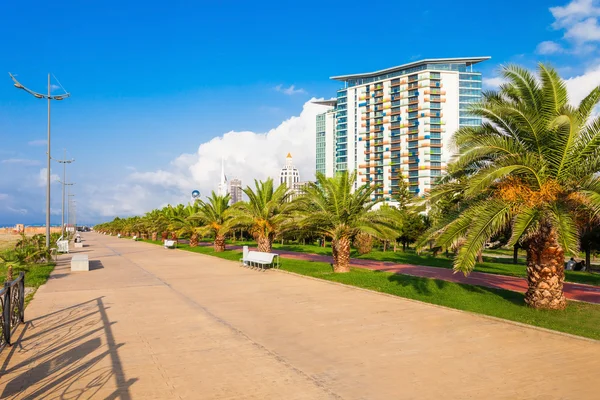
xmin=190 ymin=192 xmax=232 ymax=252
xmin=171 ymin=203 xmax=203 ymax=247
xmin=294 ymin=171 xmax=396 ymax=272
xmin=228 ymin=178 xmax=290 ymax=252
xmin=423 ymin=64 xmax=600 ymax=310
xmin=398 ymin=212 xmax=427 ymax=251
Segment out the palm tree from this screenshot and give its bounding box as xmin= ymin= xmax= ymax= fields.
xmin=171 ymin=203 xmax=202 ymax=247
xmin=228 ymin=178 xmax=289 ymax=252
xmin=293 ymin=171 xmax=397 ymax=272
xmin=190 ymin=192 xmax=232 ymax=252
xmin=164 ymin=204 xmax=186 ymax=241
xmin=424 ymin=64 xmax=600 ymax=310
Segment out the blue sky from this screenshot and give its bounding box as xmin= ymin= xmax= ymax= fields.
xmin=1 ymin=0 xmax=599 ymax=225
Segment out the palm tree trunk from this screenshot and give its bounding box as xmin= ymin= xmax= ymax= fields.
xmin=524 ymin=224 xmax=566 ymax=310
xmin=513 ymin=244 xmax=519 ymax=264
xmin=333 ymin=237 xmax=351 ymax=273
xmin=152 ymin=232 xmax=157 ymax=241
xmin=161 ymin=232 xmax=168 ymax=241
xmin=171 ymin=232 xmax=177 ymax=240
xmin=214 ymin=234 xmax=226 ymax=252
xmin=257 ymin=235 xmax=272 ymax=253
xmin=190 ymin=233 xmax=199 ymax=248
xmin=586 ymin=247 xmax=591 ymax=271
xmin=477 ymin=249 xmax=483 ymax=264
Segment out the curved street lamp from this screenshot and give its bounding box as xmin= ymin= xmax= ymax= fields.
xmin=55 ymin=149 xmax=75 ymax=238
xmin=9 ymin=73 xmax=71 ymax=248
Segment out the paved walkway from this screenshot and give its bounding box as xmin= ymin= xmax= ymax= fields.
xmin=1 ymin=233 xmax=599 ymax=399
xmin=219 ymin=244 xmax=600 ymax=304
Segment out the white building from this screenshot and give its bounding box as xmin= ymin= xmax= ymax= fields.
xmin=217 ymin=159 xmax=228 ymax=197
xmin=316 ymin=56 xmax=489 ymax=201
xmin=279 ymin=153 xmax=299 ymax=189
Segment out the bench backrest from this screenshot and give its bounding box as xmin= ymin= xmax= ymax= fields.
xmin=164 ymin=240 xmax=175 ymax=246
xmin=246 ymin=251 xmax=277 ymax=263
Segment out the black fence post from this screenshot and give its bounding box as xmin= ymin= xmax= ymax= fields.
xmin=19 ymin=272 xmax=25 ymax=323
xmin=3 ymin=282 xmax=11 ymax=345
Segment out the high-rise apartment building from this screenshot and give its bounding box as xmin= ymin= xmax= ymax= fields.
xmin=314 ymin=100 xmax=336 ymax=177
xmin=229 ymin=178 xmax=243 ymax=204
xmin=316 ymin=57 xmax=489 ymax=201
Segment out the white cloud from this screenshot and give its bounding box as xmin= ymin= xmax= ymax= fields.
xmin=0 ymin=194 xmax=8 ymax=201
xmin=28 ymin=139 xmax=47 ymax=146
xmin=274 ymin=84 xmax=307 ymax=95
xmin=550 ymin=0 xmax=600 ymax=28
xmin=483 ymin=77 xmax=506 ymax=89
xmin=50 ymin=84 xmax=61 ymax=91
xmin=541 ymin=0 xmax=600 ymax=53
xmin=7 ymin=207 xmax=27 ymax=215
xmin=2 ymin=158 xmax=41 ymax=166
xmin=84 ymin=99 xmax=324 ymax=221
xmin=536 ymin=40 xmax=564 ymax=54
xmin=37 ymin=168 xmax=61 ymax=187
xmin=564 ymin=64 xmax=600 ymax=106
xmin=564 ymin=17 xmax=600 ymax=42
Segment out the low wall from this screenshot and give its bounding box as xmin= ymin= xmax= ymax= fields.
xmin=1 ymin=227 xmax=62 ymax=235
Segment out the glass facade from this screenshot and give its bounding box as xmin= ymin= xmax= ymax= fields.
xmin=458 ymin=72 xmax=483 ymax=127
xmin=335 ymin=89 xmax=348 ymax=172
xmin=316 ymin=113 xmax=327 ymax=175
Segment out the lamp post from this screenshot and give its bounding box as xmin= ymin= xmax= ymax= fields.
xmin=68 ymin=194 xmax=76 ymax=234
xmin=9 ymin=73 xmax=70 ymax=248
xmin=54 ymin=149 xmax=75 ymax=238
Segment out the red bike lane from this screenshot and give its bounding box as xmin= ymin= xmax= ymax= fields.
xmin=225 ymin=244 xmax=600 ymax=304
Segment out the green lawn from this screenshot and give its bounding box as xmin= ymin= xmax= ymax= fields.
xmin=0 ymin=262 xmax=55 ymax=289
xmin=141 ymin=239 xmax=600 ymax=340
xmin=232 ymin=242 xmax=600 ymax=287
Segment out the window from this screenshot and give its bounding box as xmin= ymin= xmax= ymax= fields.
xmin=459 ymin=81 xmax=482 ymax=88
xmin=459 ymin=73 xmax=481 ymax=81
xmin=459 ymin=89 xmax=481 ymax=95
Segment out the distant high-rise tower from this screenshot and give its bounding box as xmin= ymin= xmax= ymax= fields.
xmin=217 ymin=159 xmax=228 ymax=197
xmin=229 ymin=178 xmax=243 ymax=204
xmin=279 ymin=153 xmax=299 ymax=189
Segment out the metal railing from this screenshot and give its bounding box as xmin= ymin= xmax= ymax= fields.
xmin=0 ymin=272 xmax=25 ymax=350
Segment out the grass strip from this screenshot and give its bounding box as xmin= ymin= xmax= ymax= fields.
xmin=142 ymin=239 xmax=600 ymax=340
xmin=231 ymin=242 xmax=600 ymax=287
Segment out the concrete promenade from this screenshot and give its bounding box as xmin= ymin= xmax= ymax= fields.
xmin=1 ymin=233 xmax=599 ymax=399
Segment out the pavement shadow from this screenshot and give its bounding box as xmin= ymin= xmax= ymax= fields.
xmin=89 ymin=260 xmax=104 ymax=271
xmin=0 ymin=297 xmax=137 ymax=399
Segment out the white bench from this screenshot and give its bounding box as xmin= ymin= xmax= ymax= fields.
xmin=132 ymin=235 xmax=138 ymax=241
xmin=117 ymin=233 xmax=121 ymax=238
xmin=240 ymin=250 xmax=280 ymax=271
xmin=164 ymin=239 xmax=176 ymax=249
xmin=71 ymin=254 xmax=89 ymax=272
xmin=57 ymin=240 xmax=69 ymax=253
